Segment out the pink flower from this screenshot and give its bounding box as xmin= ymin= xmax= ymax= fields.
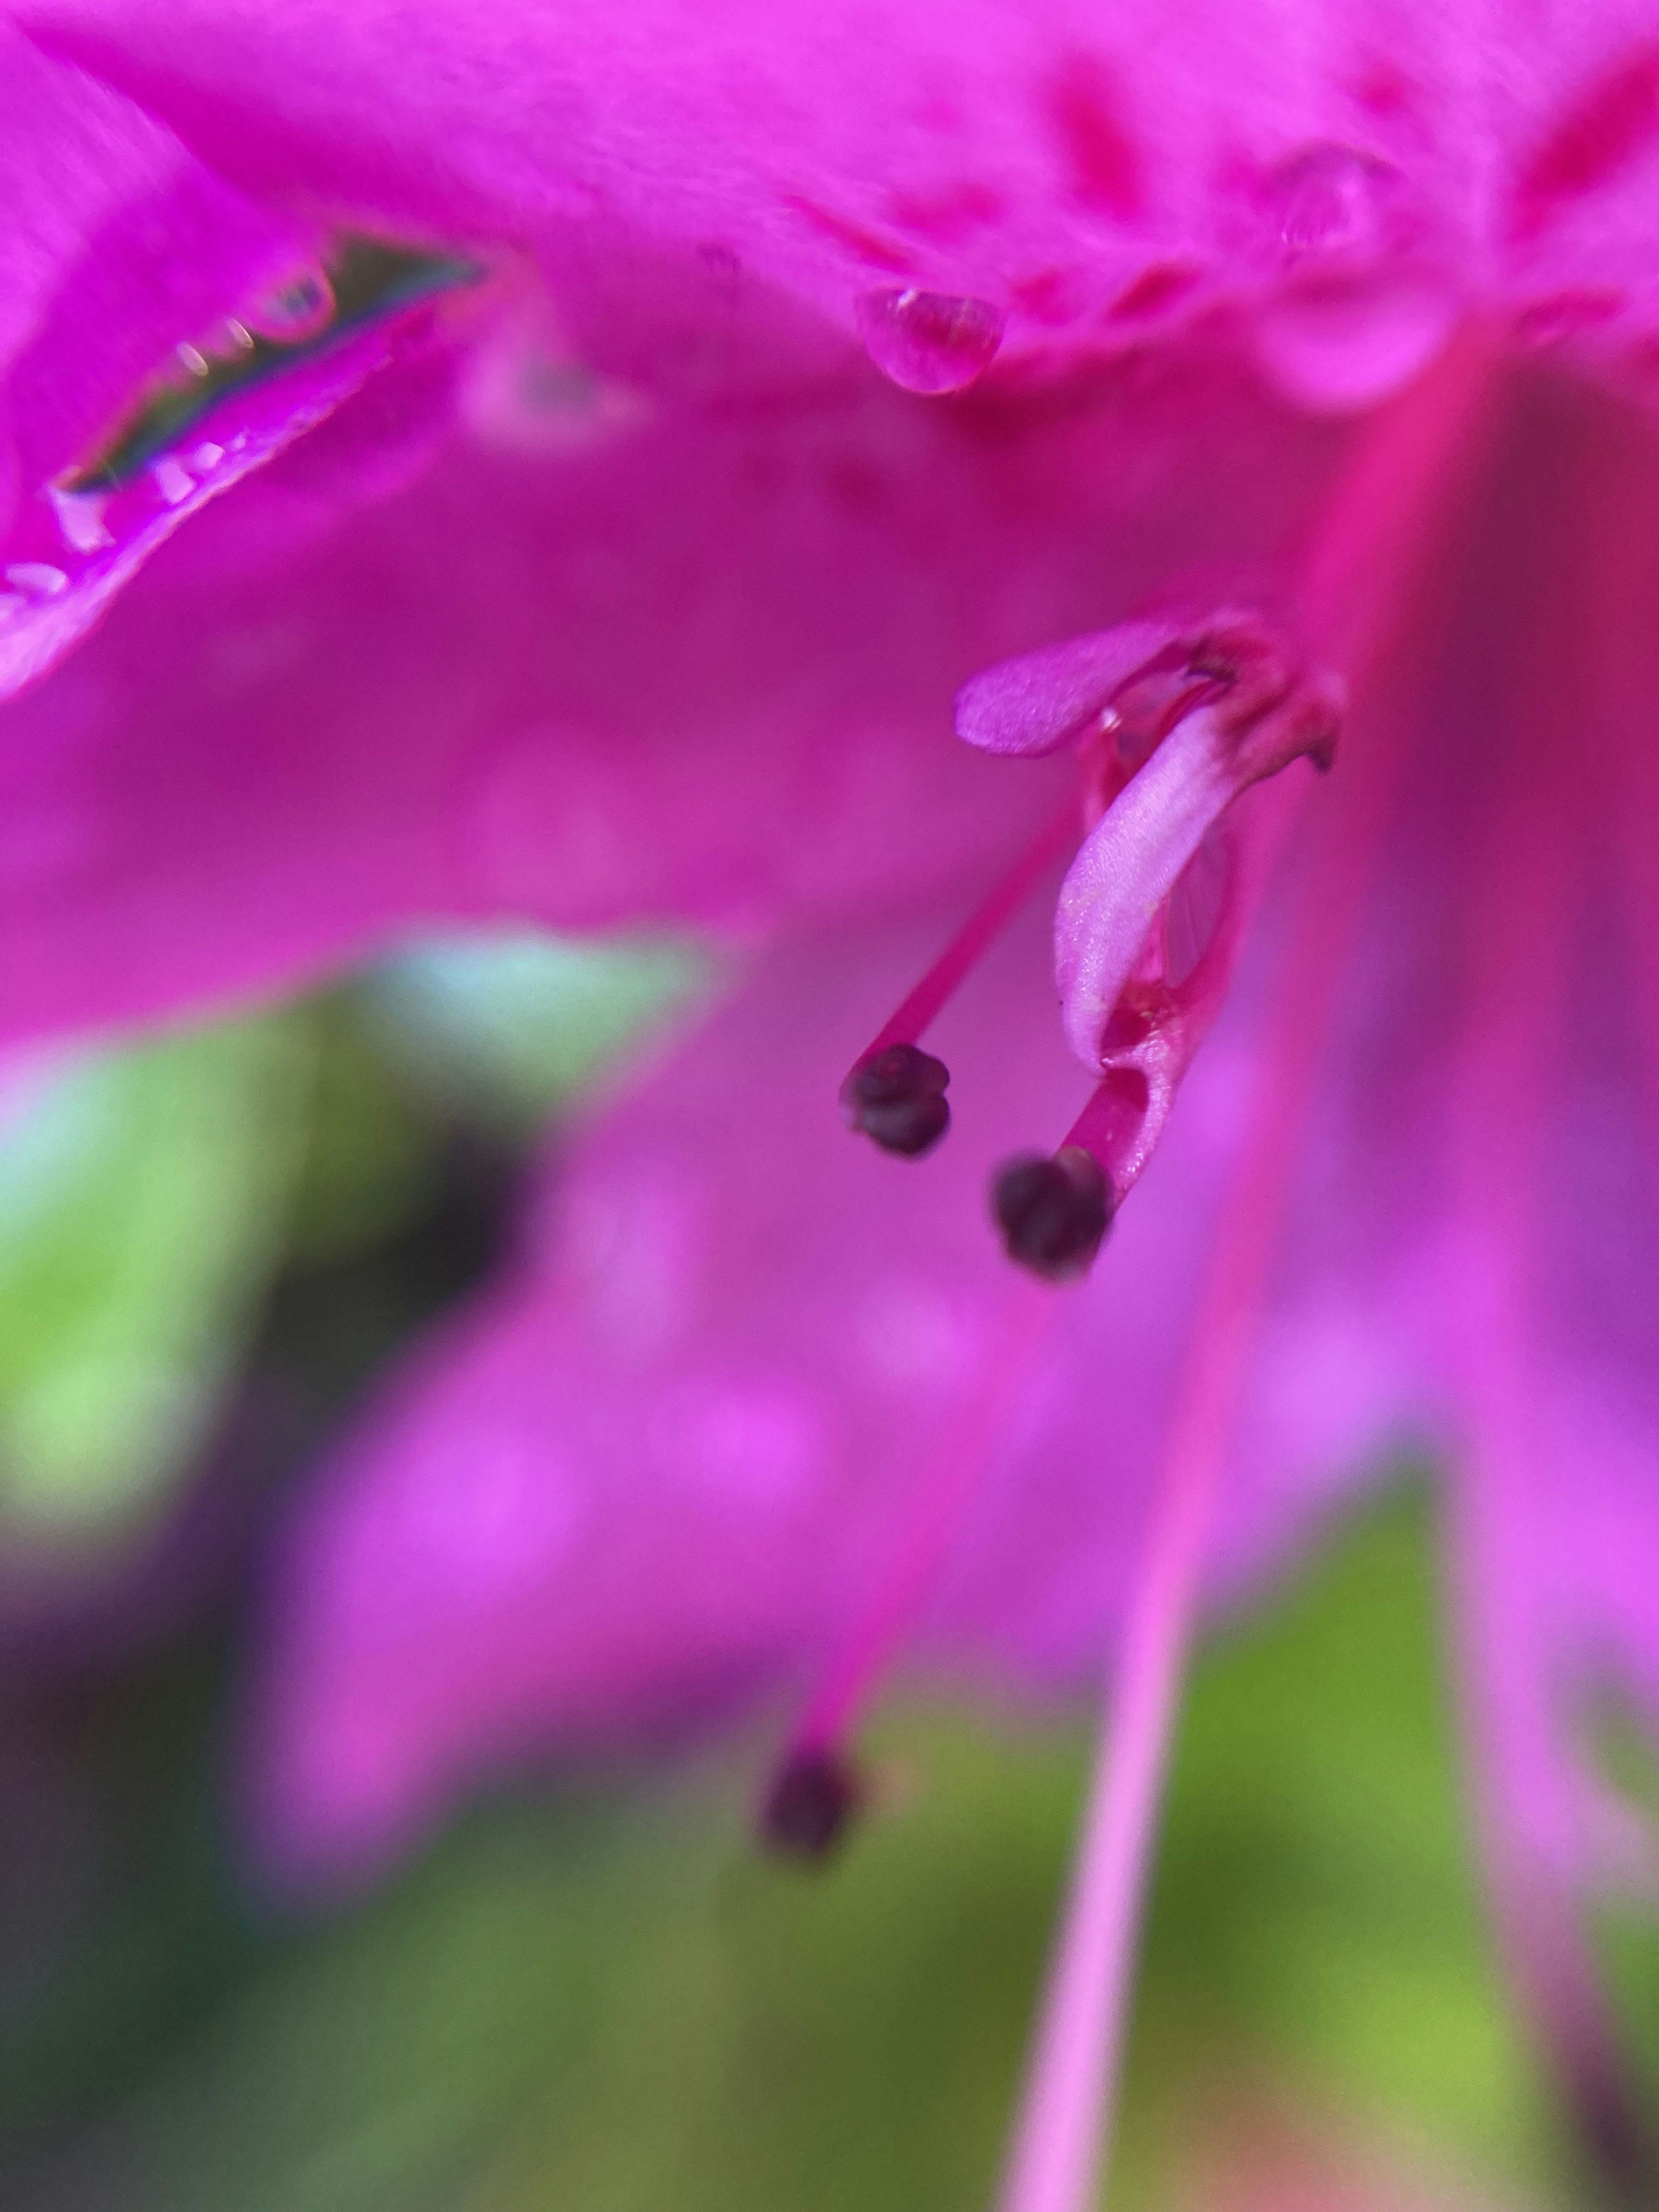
xmin=7 ymin=4 xmax=1659 ymax=2203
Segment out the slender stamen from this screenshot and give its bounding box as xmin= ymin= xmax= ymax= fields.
xmin=842 ymin=801 xmax=1078 ymax=1156
xmin=763 ymin=1280 xmax=1057 ymax=1852
xmin=996 ymin=708 xmax=1400 ymax=2212
xmin=992 ymin=1148 xmax=1113 ymax=1281
xmin=995 ymin=329 xmax=1504 ymax=2211
xmin=1447 ymin=384 xmax=1656 ymax=2202
xmin=984 ymin=325 xmax=1505 ymax=1284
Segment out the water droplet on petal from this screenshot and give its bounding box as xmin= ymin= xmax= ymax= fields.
xmin=240 ymin=261 xmax=336 ymax=344
xmin=1247 ymin=142 xmax=1456 ymax=411
xmin=4 ymin=562 xmax=67 ymax=599
xmin=855 ymin=287 xmax=1005 ymax=393
xmin=1260 ymin=143 xmax=1408 ymax=261
xmin=48 ymin=485 xmax=113 ymax=553
xmin=150 ymin=455 xmax=194 ymax=506
xmin=190 ymin=441 xmax=226 ymax=473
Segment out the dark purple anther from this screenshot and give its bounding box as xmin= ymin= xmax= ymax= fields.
xmin=992 ymin=1144 xmax=1113 ymax=1281
xmin=839 ymin=1043 xmax=951 ymax=1157
xmin=759 ymin=1745 xmax=862 ymax=1862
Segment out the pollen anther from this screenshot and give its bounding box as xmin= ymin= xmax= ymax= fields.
xmin=840 ymin=1042 xmax=951 ymax=1157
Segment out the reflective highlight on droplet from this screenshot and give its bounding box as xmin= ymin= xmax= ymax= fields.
xmin=240 ymin=262 xmax=337 ymax=344
xmin=855 ymin=287 xmax=1005 ymax=394
xmin=1261 ymin=143 xmax=1407 ymax=261
xmin=60 ymin=236 xmax=477 ymax=494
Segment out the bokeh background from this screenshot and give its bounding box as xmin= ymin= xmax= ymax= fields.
xmin=3 ymin=926 xmax=1656 ymax=2212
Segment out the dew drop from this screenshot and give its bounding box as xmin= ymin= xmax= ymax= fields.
xmin=48 ymin=485 xmax=113 ymax=553
xmin=1259 ymin=143 xmax=1407 ymax=262
xmin=855 ymin=287 xmax=1005 ymax=394
xmin=150 ymin=455 xmax=194 ymax=506
xmin=190 ymin=441 xmax=226 ymax=472
xmin=241 ymin=261 xmax=337 ymax=344
xmin=4 ymin=562 xmax=68 ymax=599
xmin=1248 ymin=142 xmax=1455 ymax=411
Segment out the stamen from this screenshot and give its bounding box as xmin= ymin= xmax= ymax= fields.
xmin=979 ymin=620 xmax=1343 ymax=1283
xmin=759 ymin=1744 xmax=863 ymax=1862
xmin=995 ymin=356 xmax=1481 ymax=2201
xmin=842 ymin=800 xmax=1077 ymax=1157
xmin=992 ymin=1147 xmax=1112 ymax=1281
xmin=839 ymin=1042 xmax=950 ymax=1156
xmin=767 ymin=1280 xmax=1057 ymax=1831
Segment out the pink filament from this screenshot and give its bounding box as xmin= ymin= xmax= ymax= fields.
xmin=997 ymin=719 xmax=1399 ymax=2212
xmin=858 ymin=799 xmax=1078 ymax=1062
xmin=997 ymin=330 xmax=1503 ymax=2212
xmin=1447 ymin=387 xmax=1650 ymax=2183
xmin=792 ymin=1278 xmax=1056 ymax=1756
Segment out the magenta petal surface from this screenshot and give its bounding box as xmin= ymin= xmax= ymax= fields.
xmin=0 ymin=338 xmax=1339 ymax=1047
xmin=29 ymin=0 xmax=1659 ymax=389
xmin=245 ymin=903 xmax=1399 ymax=1884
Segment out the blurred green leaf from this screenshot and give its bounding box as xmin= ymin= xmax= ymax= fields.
xmin=13 ymin=1494 xmax=1634 ymax=2212
xmin=0 ymin=1017 xmax=311 ymax=1549
xmin=360 ymin=930 xmax=712 ymax=1133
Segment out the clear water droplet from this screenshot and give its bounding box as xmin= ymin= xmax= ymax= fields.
xmin=240 ymin=261 xmax=336 ymax=344
xmin=1249 ymin=144 xmax=1453 ymax=412
xmin=855 ymin=287 xmax=1005 ymax=394
xmin=49 ymin=485 xmax=113 ymax=553
xmin=1259 ymin=143 xmax=1408 ymax=263
xmin=5 ymin=562 xmax=68 ymax=599
xmin=190 ymin=441 xmax=226 ymax=472
xmin=150 ymin=455 xmax=194 ymax=506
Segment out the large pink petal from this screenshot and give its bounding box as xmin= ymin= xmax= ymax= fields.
xmin=28 ymin=0 xmax=1659 ymax=389
xmin=0 ymin=324 xmax=1342 ymax=1047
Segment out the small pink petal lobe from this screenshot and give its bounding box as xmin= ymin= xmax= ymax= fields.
xmin=954 ymin=620 xmax=1182 ymax=756
xmin=1510 ymin=47 xmax=1659 ymax=241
